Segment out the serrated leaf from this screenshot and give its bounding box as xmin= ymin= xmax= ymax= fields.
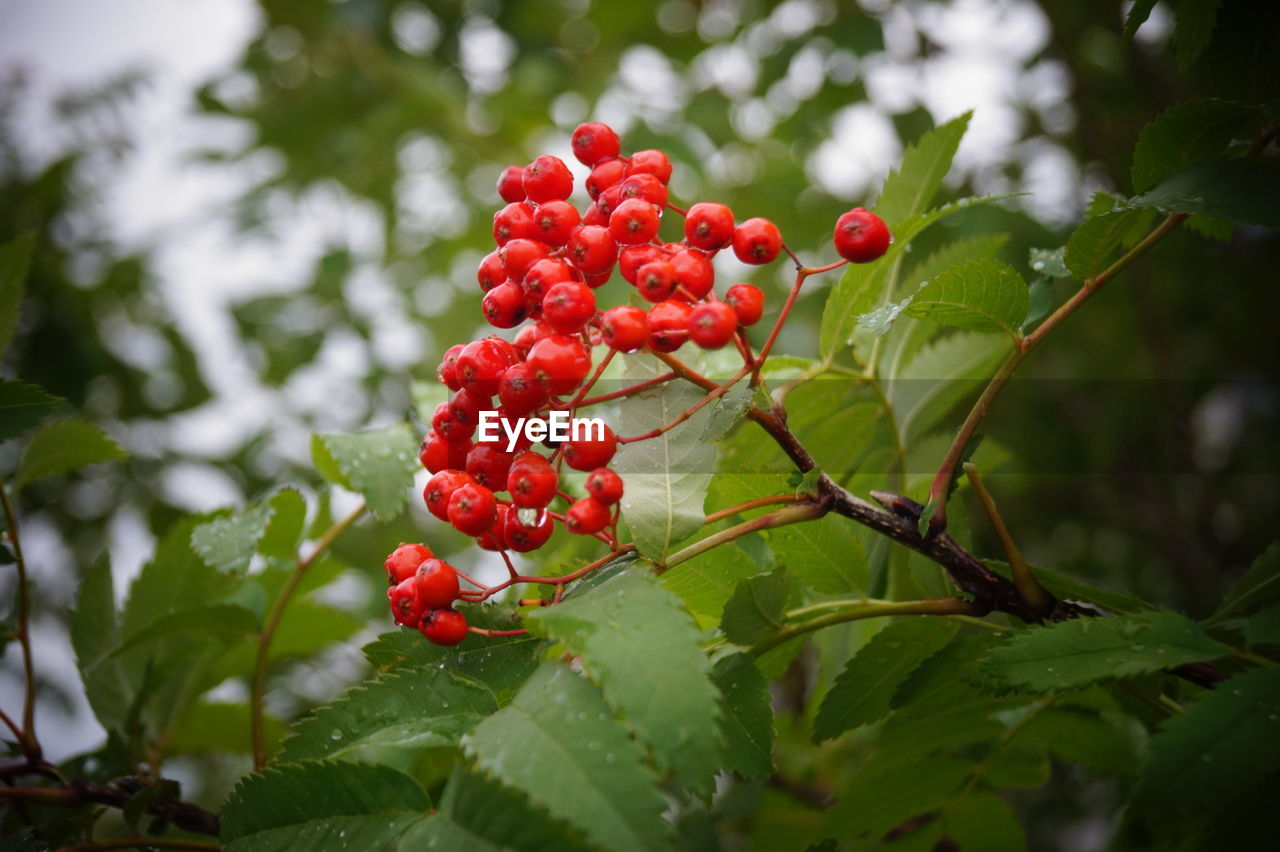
xmin=14 ymin=419 xmax=125 ymax=488
xmin=462 ymin=662 xmax=671 ymax=852
xmin=904 ymin=259 xmax=1029 ymax=339
xmin=168 ymin=702 xmax=285 ymax=756
xmin=71 ymin=559 xmax=132 ymax=733
xmin=1245 ymin=601 xmax=1280 ymax=646
xmin=1027 ymin=246 xmax=1069 ymax=278
xmin=874 ymin=112 xmax=972 ymax=226
xmin=700 ymin=381 xmax=753 ymax=442
xmin=1130 ymin=158 xmax=1280 ymax=226
xmin=713 ymin=653 xmax=774 ymax=779
xmin=985 ymin=559 xmax=1156 ymax=615
xmin=1131 ymin=99 xmax=1256 ymax=193
xmin=106 ymin=604 xmax=258 ymax=662
xmin=1133 ymin=667 xmax=1280 ymax=811
xmin=824 ymin=756 xmax=975 ymax=844
xmin=908 ymin=234 xmax=1011 ymax=290
xmin=813 ymin=618 xmax=958 ymax=742
xmin=527 ymin=571 xmax=721 ymax=797
xmin=279 ymin=667 xmax=497 ymax=763
xmin=856 ymin=294 xmax=914 ymax=335
xmin=1207 ymin=542 xmax=1280 ymax=624
xmin=311 ymin=423 xmax=418 ymax=521
xmin=1122 ymin=0 xmax=1158 ymax=41
xmin=1174 ymin=0 xmax=1222 ymax=70
xmin=890 ymin=331 xmax=1011 ymax=441
xmin=614 ymin=354 xmax=715 ymax=559
xmin=769 ymin=517 xmax=866 ymax=594
xmin=980 ymin=611 xmax=1231 ymax=692
xmin=660 ymin=543 xmax=765 ymax=627
xmin=191 ymin=489 xmax=306 ymax=574
xmin=1017 ymin=705 xmax=1139 ymax=775
xmin=0 ymin=233 xmax=34 ymax=358
xmin=1063 ymin=208 xmax=1149 ymax=279
xmin=220 ymin=760 xmax=430 ymax=851
xmin=0 ymin=381 xmax=61 ymax=442
xmin=721 ymin=568 xmax=789 ymax=646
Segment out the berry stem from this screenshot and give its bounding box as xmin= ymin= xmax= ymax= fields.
xmin=468 ymin=627 xmax=529 ymax=638
xmin=0 ymin=479 xmax=40 ymax=762
xmin=618 ymin=365 xmax=752 ymax=444
xmin=660 ymin=501 xmax=828 ymax=573
xmin=566 ymin=347 xmax=616 ymax=409
xmin=575 ymin=370 xmax=676 ymax=407
xmin=962 ymin=462 xmax=1052 ymax=615
xmin=749 ymin=258 xmax=847 ymax=387
xmin=748 ymin=596 xmax=986 ymax=657
xmin=702 ymin=493 xmax=807 ymax=525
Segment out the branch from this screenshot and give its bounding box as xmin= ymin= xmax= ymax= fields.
xmin=0 ymin=479 xmax=40 ymax=760
xmin=962 ymin=462 xmax=1052 ymax=615
xmin=58 ymin=837 xmax=219 ymax=852
xmin=1 ymin=778 xmax=220 ymax=837
xmin=660 ymin=501 xmax=827 ymax=573
xmin=750 ymin=597 xmax=985 ymax=657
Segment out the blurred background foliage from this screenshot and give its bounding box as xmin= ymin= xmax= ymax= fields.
xmin=1 ymin=0 xmax=1278 ymax=843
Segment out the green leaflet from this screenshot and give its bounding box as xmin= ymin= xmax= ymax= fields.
xmin=720 ymin=567 xmax=789 ymax=646
xmin=713 ymin=653 xmax=774 ymax=780
xmin=0 ymin=381 xmax=61 ymax=442
xmin=889 ymin=331 xmax=1012 ymax=442
xmin=1131 ymin=98 xmax=1257 ymax=193
xmin=311 ymin=423 xmax=418 ymax=521
xmin=985 ymin=559 xmax=1156 ymax=615
xmin=14 ymin=419 xmax=126 ymax=489
xmin=660 ymin=542 xmax=765 ymax=627
xmin=1207 ymin=541 xmax=1280 ymax=624
xmin=769 ymin=516 xmax=867 ymax=594
xmin=190 ymin=489 xmax=306 ymax=574
xmin=824 ymin=756 xmax=976 ymax=844
xmin=1129 ymin=158 xmax=1280 ymax=227
xmin=903 ymin=259 xmax=1029 ymax=340
xmin=874 ymin=111 xmax=972 ymax=226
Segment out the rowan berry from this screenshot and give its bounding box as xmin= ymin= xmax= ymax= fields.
xmin=465 ymin=443 xmax=514 ymax=492
xmin=724 ymin=283 xmax=764 ymax=326
xmin=432 ymin=400 xmax=474 ymax=443
xmin=565 ymin=497 xmax=612 ymax=535
xmin=477 ymin=250 xmax=506 ymax=292
xmin=586 ymin=157 xmax=628 ymax=200
xmin=448 ymin=481 xmax=497 ymax=536
xmin=732 ymin=217 xmax=782 ymax=265
xmin=522 ymin=154 xmax=574 ymax=203
xmin=601 ymin=305 xmax=649 ymax=352
xmin=513 ymin=320 xmax=553 ymax=358
xmin=636 ymin=260 xmax=678 ymax=302
xmin=389 ymin=577 xmax=427 ymax=627
xmin=619 ymin=244 xmax=663 ymax=284
xmin=420 ymin=430 xmax=469 ymax=474
xmin=414 ymin=557 xmax=461 ymax=608
xmin=503 ymin=507 xmax=554 ymax=551
xmin=419 ymin=608 xmax=468 ymax=645
xmin=647 ymin=299 xmax=693 ymax=352
xmin=542 ymin=281 xmax=596 ymax=333
xmin=384 ymin=542 xmax=433 ymax=586
xmin=670 ymin=248 xmax=715 ymax=300
xmin=496 ymin=165 xmax=526 ymax=203
xmin=626 ymin=149 xmax=673 ymax=184
xmin=833 ymin=207 xmax=891 ymax=263
xmin=507 ymin=451 xmax=558 ymax=508
xmin=688 ymin=301 xmax=738 ymax=349
xmin=619 ymin=173 xmax=668 ymax=209
xmin=608 ymin=198 xmax=662 ymax=246
xmin=493 ymin=201 xmax=536 ymax=246
xmin=527 ymin=333 xmax=592 ymax=395
xmin=456 ymin=337 xmax=517 ymax=396
xmin=424 ymin=469 xmax=474 ymax=522
xmin=530 ymin=199 xmax=581 ymax=247
xmin=566 ymin=226 xmax=618 ymax=276
xmin=563 ymin=423 xmax=617 ymax=471
xmin=584 ymin=467 xmax=624 ymax=504
xmin=476 ymin=505 xmax=508 ymax=551
xmin=684 ymin=202 xmax=735 ymax=251
xmin=482 ymin=281 xmax=527 ymax=328
xmin=571 ymin=121 xmax=621 ymax=166
xmin=436 ymin=344 xmax=465 ymax=391
xmin=497 ymin=362 xmax=547 ymax=415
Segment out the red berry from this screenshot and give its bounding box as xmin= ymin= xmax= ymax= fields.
xmin=670 ymin=248 xmax=715 ymax=300
xmin=436 ymin=344 xmax=465 ymax=391
xmin=586 ymin=157 xmax=628 ymax=200
xmin=513 ymin=320 xmax=553 ymax=357
xmin=493 ymin=201 xmax=536 ymax=246
xmin=419 ymin=608 xmax=468 ymax=645
xmin=595 ymin=184 xmax=623 ymax=218
xmin=476 ymin=504 xmax=509 ymax=551
xmin=527 ymin=333 xmax=591 ymax=395
xmin=497 ymin=362 xmax=548 ymax=415
xmin=647 ymin=299 xmax=693 ymax=353
xmin=456 ymin=338 xmax=517 ymax=396
xmin=415 ymin=558 xmax=461 ymax=608
xmin=608 ymin=198 xmax=662 ymax=245
xmin=494 ymin=406 xmax=535 ymax=453
xmin=626 ymin=149 xmax=673 ymax=184
xmin=496 ymin=165 xmax=526 ymax=203
xmin=565 ymin=497 xmax=612 ymax=535
xmin=384 ymin=542 xmax=433 ymax=585
xmin=482 ymin=281 xmax=527 ymax=328
xmin=522 ymin=258 xmax=574 ymax=309
xmin=833 ymin=207 xmax=891 ymax=263
xmin=636 ymin=260 xmax=678 ymax=302
xmin=499 ymin=238 xmax=549 ymax=283
xmin=688 ymin=301 xmax=738 ymax=349
xmin=619 ymin=243 xmax=663 ymax=284
xmin=477 ymin=251 xmax=506 ymax=292
xmin=582 ymin=204 xmax=609 ymax=227
xmin=572 ymin=122 xmax=622 ymax=166
xmin=601 ymin=305 xmax=649 ymax=352
xmin=619 ymin=173 xmax=668 ymax=208
xmin=542 ymin=281 xmax=597 ymax=334
xmin=566 ymin=225 xmax=618 ymax=276
xmin=684 ymin=202 xmax=735 ymax=251
xmin=530 ymin=199 xmax=581 ymax=247
xmin=507 ymin=451 xmax=558 ymax=508
xmin=522 ymin=155 xmax=574 ymax=203
xmin=420 ymin=430 xmax=469 ymax=473
xmin=424 ymin=469 xmax=474 ymax=522
xmin=563 ymin=423 xmax=617 ymax=471
xmin=584 ymin=468 xmax=624 ymax=504
xmin=465 ymin=443 xmax=515 ymax=492
xmin=732 ymin=217 xmax=782 ymax=265
xmin=584 ymin=270 xmax=612 ymax=289
xmin=432 ymin=400 xmax=474 ymax=443
xmin=724 ymin=283 xmax=764 ymax=326
xmin=448 ymin=482 xmax=497 ymax=536
xmin=388 ymin=577 xmax=427 ymax=627
xmin=503 ymin=507 xmax=554 ymax=552
xmin=447 ymin=388 xmax=490 ymax=429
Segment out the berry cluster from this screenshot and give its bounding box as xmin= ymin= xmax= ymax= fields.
xmin=383 ymin=543 xmax=468 ymax=645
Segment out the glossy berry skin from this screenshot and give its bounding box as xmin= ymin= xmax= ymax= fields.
xmin=465 ymin=443 xmax=514 ymax=492
xmin=724 ymin=283 xmax=764 ymax=326
xmin=503 ymin=507 xmax=554 ymax=552
xmin=563 ymin=423 xmax=617 ymax=471
xmin=420 ymin=430 xmax=468 ymax=473
xmin=527 ymin=334 xmax=591 ymax=395
xmin=388 ymin=577 xmax=427 ymax=627
xmin=688 ymin=301 xmax=738 ymax=349
xmin=419 ymin=608 xmax=468 ymax=645
xmin=476 ymin=504 xmax=508 ymax=551
xmin=507 ymin=451 xmax=558 ymax=508
xmin=447 ymin=482 xmax=497 ymax=536
xmin=636 ymin=260 xmax=678 ymax=303
xmin=542 ymin=281 xmax=596 ymax=334
xmin=833 ymin=208 xmax=891 ymax=263
xmin=566 ymin=226 xmax=618 ymax=276
xmin=684 ymin=202 xmax=735 ymax=251
xmin=626 ymin=149 xmax=673 ymax=184
xmin=601 ymin=305 xmax=649 ymax=352
xmin=415 ymin=558 xmax=461 ymax=608
xmin=530 ymin=200 xmax=580 ymax=247
xmin=522 ymin=155 xmax=574 ymax=203
xmin=571 ymin=121 xmax=621 ymax=166
xmin=447 ymin=388 xmax=489 ymax=431
xmin=432 ymin=400 xmax=474 ymax=443
xmin=493 ymin=201 xmax=536 ymax=246
xmin=436 ymin=344 xmax=465 ymax=391
xmin=497 ymin=362 xmax=548 ymax=415
xmin=670 ymin=249 xmax=715 ymax=301
xmin=732 ymin=217 xmax=782 ymax=265
xmin=494 ymin=407 xmax=535 ymax=453
xmin=586 ymin=158 xmax=627 ymax=200
xmin=482 ymin=281 xmax=526 ymax=328
xmin=424 ymin=470 xmax=474 ymax=522
xmin=618 ymin=173 xmax=668 ymax=209
xmin=647 ymin=299 xmax=693 ymax=353
xmin=565 ymin=497 xmax=612 ymax=535
xmin=384 ymin=542 xmax=433 ymax=586
xmin=513 ymin=320 xmax=552 ymax=357
xmin=496 ymin=165 xmax=526 ymax=203
xmin=456 ymin=338 xmax=516 ymax=397
xmin=477 ymin=251 xmax=506 ymax=292
xmin=584 ymin=467 xmax=624 ymax=504
xmin=618 ymin=244 xmax=663 ymax=284
xmin=608 ymin=198 xmax=662 ymax=245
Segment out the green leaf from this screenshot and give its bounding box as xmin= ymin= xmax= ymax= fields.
xmin=1130 ymin=158 xmax=1280 ymax=227
xmin=71 ymin=559 xmax=132 ymax=734
xmin=1122 ymin=0 xmax=1158 ymax=41
xmin=1132 ymin=667 xmax=1280 ymax=811
xmin=700 ymin=380 xmax=754 ymax=442
xmin=980 ymin=611 xmax=1231 ymax=693
xmin=1063 ymin=208 xmax=1150 ymax=279
xmin=713 ymin=653 xmax=774 ymax=780
xmin=123 ymin=515 xmax=239 ymax=637
xmin=1245 ymin=601 xmax=1280 ymax=646
xmin=0 ymin=233 xmax=34 ymax=359
xmin=874 ymin=112 xmax=972 ymax=226
xmin=0 ymin=381 xmax=61 ymax=442
xmin=191 ymin=489 xmax=306 ymax=574
xmin=311 ymin=423 xmax=418 ymax=521
xmin=768 ymin=518 xmax=866 ymax=594
xmin=1131 ymin=99 xmax=1257 ymax=193
xmin=220 ymin=760 xmax=430 ymax=851
xmin=824 ymin=756 xmax=975 ymax=844
xmin=278 ymin=667 xmax=497 ymax=762
xmin=14 ymin=419 xmax=126 ymax=488
xmin=720 ymin=568 xmax=789 ymax=646
xmin=660 ymin=543 xmax=765 ymax=627
xmin=106 ymin=604 xmax=258 ymax=662
xmin=1017 ymin=704 xmax=1140 ymax=775
xmin=985 ymin=559 xmax=1156 ymax=615
xmin=943 ymin=793 xmax=1026 ymax=851
xmin=1208 ymin=542 xmax=1280 ymax=624
xmin=613 ymin=354 xmax=715 ymax=559
xmin=812 ymin=618 xmax=958 ymax=742
xmin=1027 ymin=246 xmax=1069 ymax=278
xmin=907 ymin=234 xmax=1011 ymax=291
xmin=168 ymin=702 xmax=285 ymax=756
xmin=1173 ymin=0 xmax=1222 ymax=70
xmin=527 ymin=571 xmax=721 ymax=797
xmin=890 ymin=331 xmax=1011 ymax=442
xmin=462 ymin=662 xmax=671 ymax=852
xmin=904 ymin=259 xmax=1029 ymax=339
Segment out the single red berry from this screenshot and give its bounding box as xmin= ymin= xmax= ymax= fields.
xmin=572 ymin=121 xmax=622 ymax=166
xmin=447 ymin=388 xmax=490 ymax=430
xmin=647 ymin=299 xmax=693 ymax=352
xmin=688 ymin=301 xmax=738 ymax=349
xmin=436 ymin=343 xmax=465 ymax=391
xmin=476 ymin=504 xmax=509 ymax=551
xmin=493 ymin=201 xmax=536 ymax=246
xmin=522 ymin=155 xmax=574 ymax=203
xmin=388 ymin=577 xmax=427 ymax=627
xmin=584 ymin=467 xmax=624 ymax=504
xmin=595 ymin=184 xmax=623 ymax=218
xmin=497 ymin=362 xmax=548 ymax=415
xmin=618 ymin=172 xmax=668 ymax=208
xmin=414 ymin=558 xmax=461 ymax=608
xmin=566 ymin=225 xmax=618 ymax=276
xmin=466 ymin=443 xmax=515 ymax=492
xmin=608 ymin=198 xmax=662 ymax=246
xmin=482 ymin=281 xmax=527 ymax=329
xmin=432 ymin=400 xmax=474 ymax=443
xmin=586 ymin=157 xmax=628 ymax=200
xmin=636 ymin=260 xmax=678 ymax=302
xmin=619 ymin=244 xmax=663 ymax=284
xmin=477 ymin=250 xmax=506 ymax=292
xmin=584 ymin=270 xmax=612 ymax=289
xmin=522 ymin=258 xmax=573 ymax=308
xmin=626 ymin=149 xmax=673 ymax=184
xmin=456 ymin=337 xmax=517 ymax=396
xmin=503 ymin=506 xmax=554 ymax=551
xmin=424 ymin=469 xmax=474 ymax=522
xmin=513 ymin=320 xmax=553 ymax=358
xmin=527 ymin=333 xmax=592 ymax=395
xmin=448 ymin=482 xmax=497 ymax=536
xmin=499 ymin=238 xmax=549 ymax=284
xmin=684 ymin=202 xmax=735 ymax=251
xmin=507 ymin=451 xmax=559 ymax=508
xmin=496 ymin=165 xmax=526 ymax=203
xmin=563 ymin=423 xmax=617 ymax=471
xmin=419 ymin=608 xmax=468 ymax=645
xmin=542 ymin=281 xmax=597 ymax=334
xmin=670 ymin=248 xmax=715 ymax=301
xmin=724 ymin=283 xmax=764 ymax=326
xmin=601 ymin=305 xmax=649 ymax=352
xmin=530 ymin=199 xmax=581 ymax=247
xmin=384 ymin=542 xmax=433 ymax=586
xmin=833 ymin=207 xmax=891 ymax=263
xmin=732 ymin=217 xmax=782 ymax=265
xmin=565 ymin=497 xmax=612 ymax=535
xmin=420 ymin=430 xmax=469 ymax=473
xmin=582 ymin=204 xmax=609 ymax=227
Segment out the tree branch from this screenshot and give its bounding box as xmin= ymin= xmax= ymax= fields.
xmin=1 ymin=778 xmax=220 ymax=837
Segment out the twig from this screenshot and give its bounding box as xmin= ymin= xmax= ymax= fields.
xmin=1 ymin=778 xmax=220 ymax=837
xmin=962 ymin=463 xmax=1052 ymax=615
xmin=0 ymin=480 xmax=39 ymax=759
xmin=749 ymin=597 xmax=985 ymax=657
xmin=660 ymin=501 xmax=828 ymax=573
